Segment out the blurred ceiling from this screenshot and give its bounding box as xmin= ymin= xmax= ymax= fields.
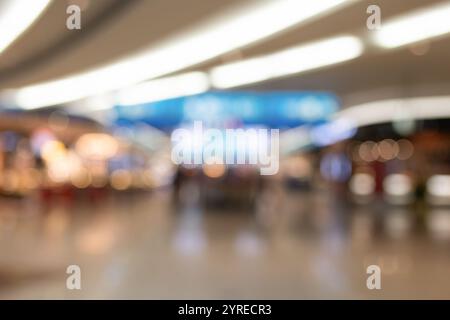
xmin=0 ymin=0 xmax=244 ymax=86
xmin=0 ymin=0 xmax=450 ymax=108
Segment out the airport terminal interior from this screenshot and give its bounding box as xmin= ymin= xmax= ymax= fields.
xmin=0 ymin=0 xmax=450 ymax=299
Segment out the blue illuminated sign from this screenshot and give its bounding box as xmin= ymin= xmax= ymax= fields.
xmin=114 ymin=91 xmax=340 ymax=130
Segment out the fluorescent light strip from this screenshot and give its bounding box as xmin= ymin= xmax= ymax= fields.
xmin=0 ymin=0 xmax=51 ymax=54
xmin=336 ymin=96 xmax=450 ymax=128
xmin=6 ymin=0 xmax=354 ymax=109
xmin=210 ymin=35 xmax=363 ymax=88
xmin=282 ymin=95 xmax=450 ymax=152
xmin=373 ymin=2 xmax=450 ymax=48
xmin=115 ymin=72 xmax=210 ymax=106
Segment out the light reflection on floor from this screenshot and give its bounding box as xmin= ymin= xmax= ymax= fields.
xmin=0 ymin=184 xmax=450 ymax=299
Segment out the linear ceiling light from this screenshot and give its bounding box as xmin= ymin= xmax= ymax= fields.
xmin=210 ymin=35 xmax=363 ymax=88
xmin=115 ymin=72 xmax=210 ymax=106
xmin=6 ymin=0 xmax=355 ymax=109
xmin=336 ymin=96 xmax=450 ymax=128
xmin=0 ymin=0 xmax=51 ymax=55
xmin=373 ymin=2 xmax=450 ymax=48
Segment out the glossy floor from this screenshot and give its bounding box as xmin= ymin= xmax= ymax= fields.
xmin=0 ymin=184 xmax=449 ymax=299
